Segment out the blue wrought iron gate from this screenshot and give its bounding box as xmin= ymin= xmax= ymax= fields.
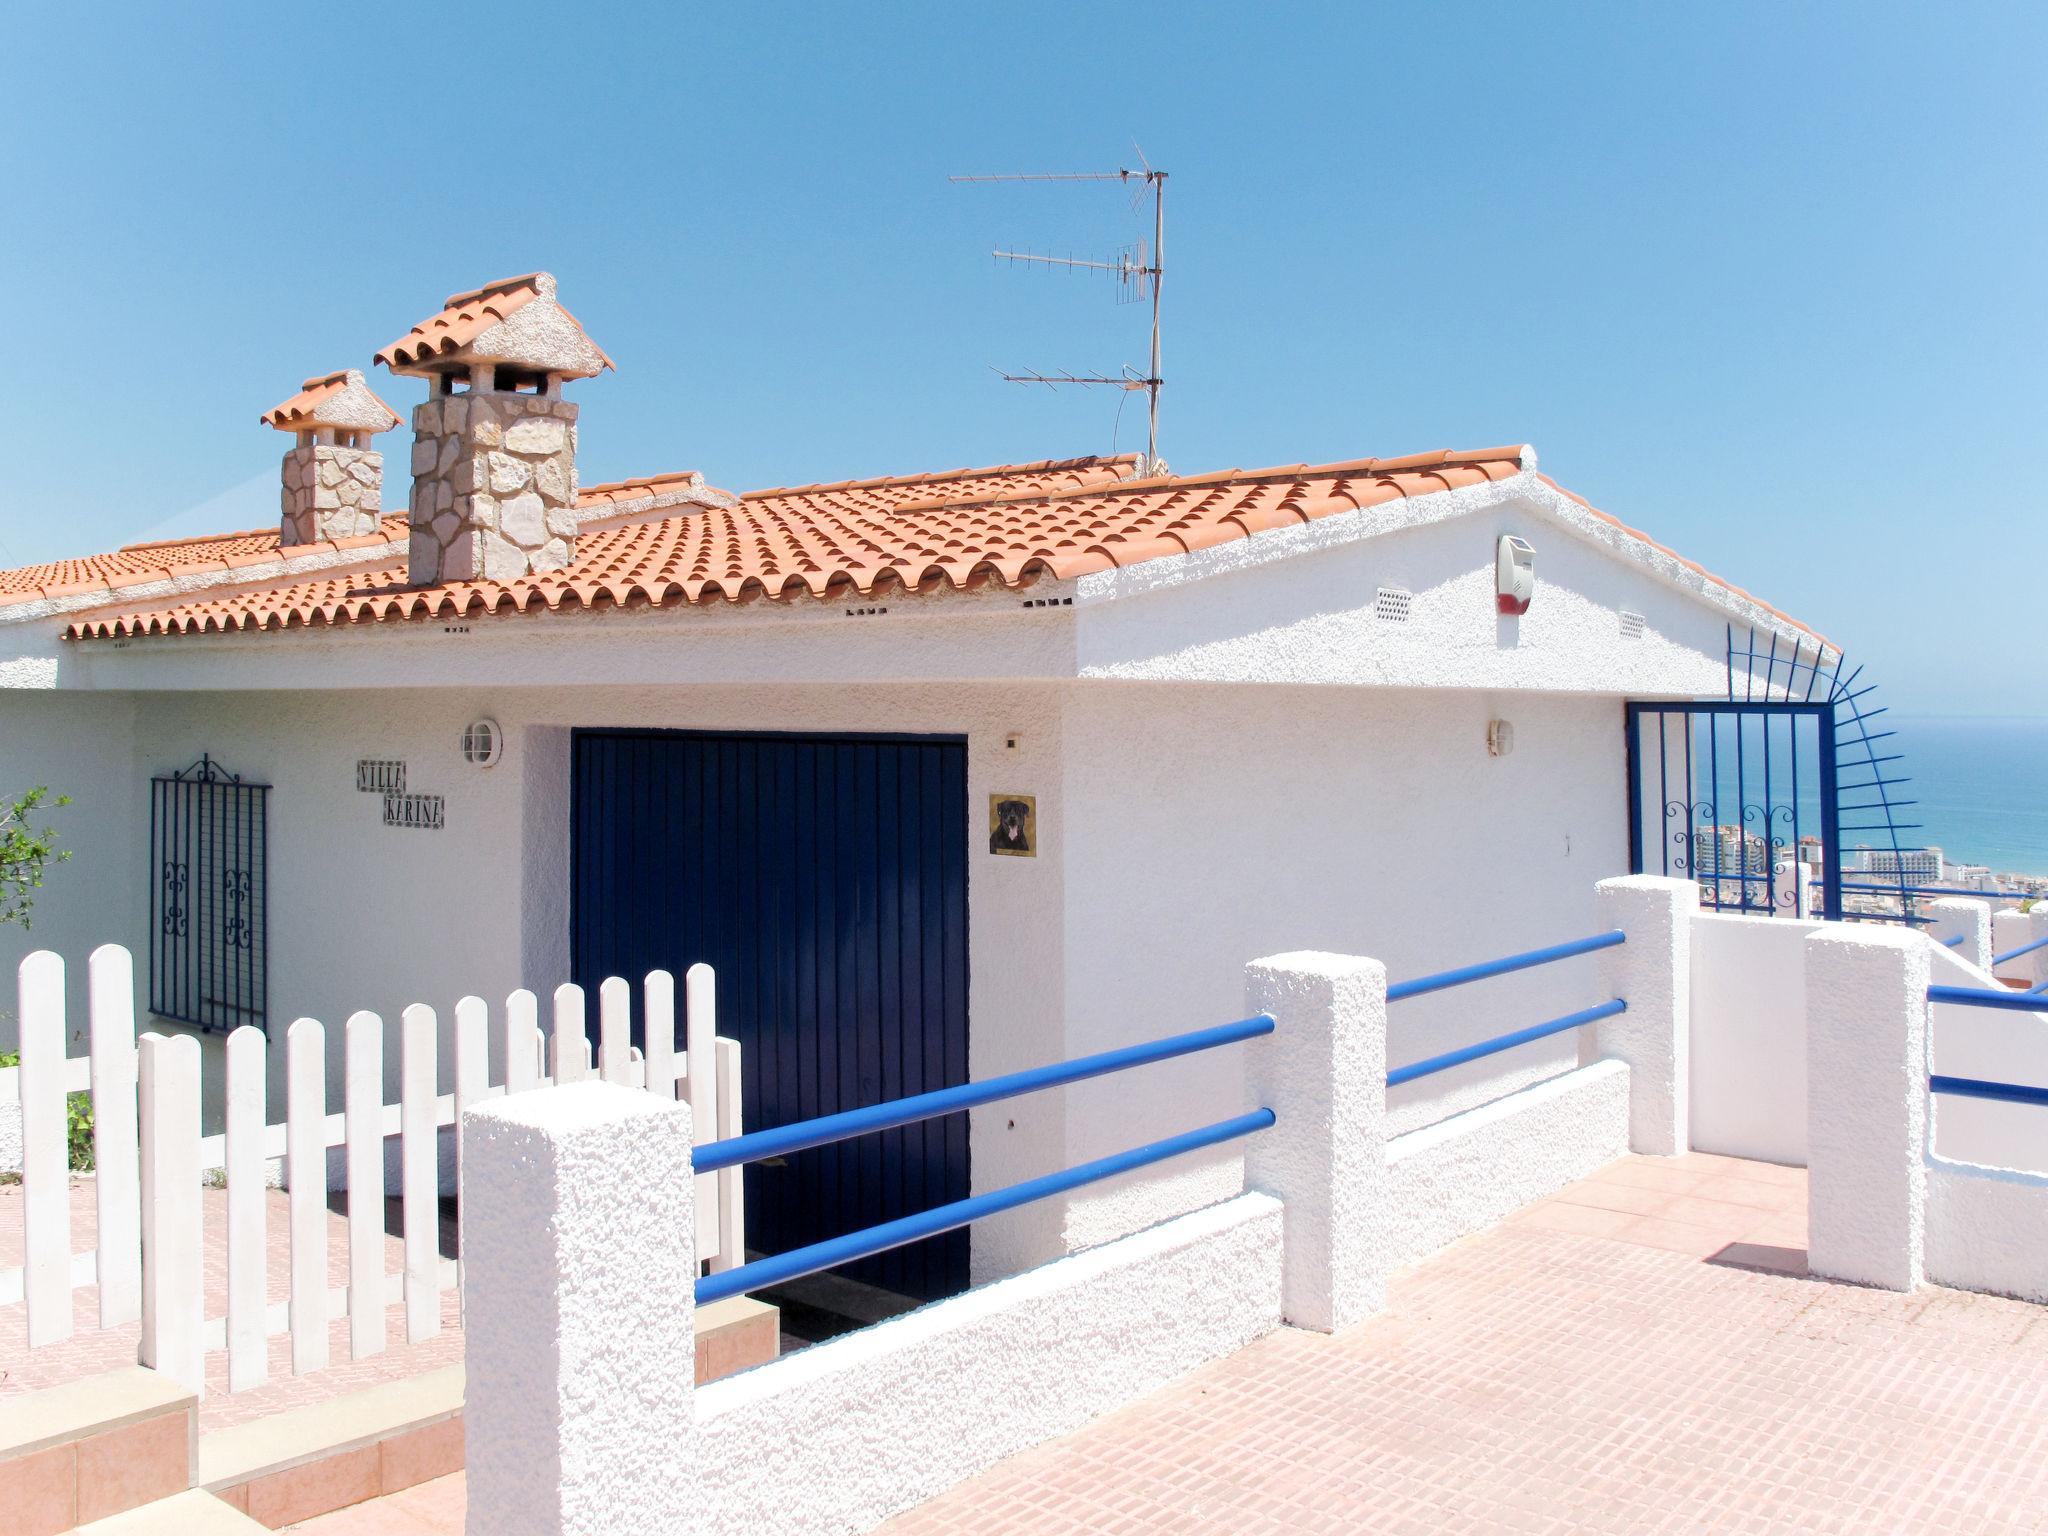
xmin=1627 ymin=627 xmax=1924 ymax=922
xmin=1626 ymin=702 xmax=1841 ymax=918
xmin=569 ymin=729 xmax=971 ymax=1302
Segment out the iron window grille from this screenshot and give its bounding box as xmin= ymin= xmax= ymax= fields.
xmin=149 ymin=754 xmax=269 ymax=1032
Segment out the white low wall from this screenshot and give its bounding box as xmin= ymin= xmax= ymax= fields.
xmin=1384 ymin=1059 xmax=1630 ymax=1270
xmin=1925 ymin=1158 xmax=2048 ymax=1305
xmin=1688 ymin=912 xmax=1819 ymax=1165
xmin=695 ymin=1193 xmax=1284 ymax=1536
xmin=1690 ymin=910 xmax=2048 ymax=1174
xmin=1928 ymin=943 xmax=2048 ymax=1176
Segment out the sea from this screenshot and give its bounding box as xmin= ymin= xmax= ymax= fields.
xmin=1886 ymin=716 xmax=2048 ymax=879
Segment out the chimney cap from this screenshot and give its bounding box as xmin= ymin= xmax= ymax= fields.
xmin=373 ymin=271 xmax=615 ymax=381
xmin=261 ymin=369 xmax=403 ymax=434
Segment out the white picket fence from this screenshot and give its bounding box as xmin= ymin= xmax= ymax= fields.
xmin=2 ymin=944 xmax=746 ymax=1396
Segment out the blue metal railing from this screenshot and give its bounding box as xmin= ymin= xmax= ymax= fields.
xmin=1387 ymin=1000 xmax=1626 ymax=1088
xmin=1940 ymin=934 xmax=1966 ymax=948
xmin=697 ymin=1110 xmax=1273 ymax=1306
xmin=693 ymin=1015 xmax=1276 ymax=1306
xmin=1930 ymin=1075 xmax=2048 ymax=1109
xmin=1384 ymin=930 xmax=1627 ymax=1086
xmin=1925 ymin=985 xmax=2048 ymax=1110
xmin=1836 ymin=882 xmax=2036 ymax=902
xmin=697 ymin=1015 xmax=1273 ymax=1173
xmin=1992 ymin=933 xmax=2048 ymax=967
xmin=1385 ymin=930 xmax=1625 ymax=1002
xmin=1927 ymin=984 xmax=2048 ymax=1014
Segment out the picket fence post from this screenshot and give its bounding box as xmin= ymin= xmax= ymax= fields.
xmin=20 ymin=951 xmax=70 ymax=1347
xmin=87 ymin=944 xmax=141 ymax=1330
xmin=346 ymin=1011 xmax=385 ymax=1359
xmin=552 ymin=983 xmax=588 ymax=1086
xmin=710 ymin=1036 xmax=746 ymax=1274
xmin=597 ymin=978 xmax=631 ymax=1085
xmin=402 ymin=1005 xmax=440 ymax=1344
xmin=506 ymin=989 xmax=541 ymax=1095
xmin=686 ymin=962 xmax=719 ymax=1256
xmin=287 ymin=1017 xmax=330 ymax=1375
xmin=139 ymin=1030 xmax=204 ymax=1392
xmin=644 ymin=970 xmax=677 ymax=1103
xmin=225 ymin=1024 xmax=268 ymax=1391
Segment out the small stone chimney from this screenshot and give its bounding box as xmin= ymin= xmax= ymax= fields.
xmin=373 ymin=272 xmax=614 ymax=585
xmin=259 ymin=370 xmax=401 ymax=547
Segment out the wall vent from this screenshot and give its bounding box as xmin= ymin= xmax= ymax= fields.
xmin=1619 ymin=609 xmax=1646 ymax=640
xmin=1373 ymin=586 xmax=1413 ymax=622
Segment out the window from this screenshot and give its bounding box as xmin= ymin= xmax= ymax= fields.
xmin=149 ymin=755 xmax=269 ymax=1032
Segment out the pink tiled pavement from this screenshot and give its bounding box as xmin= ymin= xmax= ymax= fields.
xmin=268 ymin=1155 xmax=2048 ymax=1531
xmin=0 ymin=1177 xmax=463 ymax=1431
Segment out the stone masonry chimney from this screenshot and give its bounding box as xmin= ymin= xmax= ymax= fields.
xmin=373 ymin=272 xmax=614 ymax=585
xmin=259 ymin=370 xmax=401 ymax=547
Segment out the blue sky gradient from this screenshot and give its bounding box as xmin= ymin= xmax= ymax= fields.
xmin=1 ymin=3 xmax=2040 ymax=710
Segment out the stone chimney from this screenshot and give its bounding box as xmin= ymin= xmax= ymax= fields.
xmin=259 ymin=370 xmax=401 ymax=547
xmin=373 ymin=272 xmax=614 ymax=585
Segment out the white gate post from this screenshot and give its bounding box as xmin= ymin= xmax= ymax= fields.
xmin=1926 ymin=898 xmax=1991 ymax=972
xmin=462 ymin=1081 xmax=698 ymax=1536
xmin=139 ymin=1031 xmax=205 ymax=1392
xmin=1805 ymin=924 xmax=1926 ymax=1291
xmin=1592 ymin=875 xmax=1696 ymax=1156
xmin=1992 ymin=906 xmax=2048 ymax=990
xmin=1243 ymin=951 xmax=1386 ymax=1330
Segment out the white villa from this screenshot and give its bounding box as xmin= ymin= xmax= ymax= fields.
xmin=1 ymin=270 xmax=1838 ymax=1296
xmin=6 ymin=271 xmax=2048 ymax=1536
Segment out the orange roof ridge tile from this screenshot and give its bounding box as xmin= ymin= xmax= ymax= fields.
xmin=118 ymin=526 xmax=280 ymax=555
xmin=890 ymin=446 xmax=1532 ymax=515
xmin=743 ymin=454 xmax=1139 ymax=500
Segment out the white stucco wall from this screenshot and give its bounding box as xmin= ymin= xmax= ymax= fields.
xmin=1927 ymin=941 xmax=2048 ymax=1176
xmin=1689 ymin=912 xmax=2048 ymax=1175
xmin=1688 ymin=912 xmax=1821 ymax=1165
xmin=1924 ymin=1158 xmax=2048 ymax=1305
xmin=1055 ymin=681 xmax=1629 ymax=1251
xmin=694 ymin=1191 xmax=1283 ymax=1536
xmin=1383 ymin=1058 xmax=1630 ymax=1271
xmin=0 ymin=691 xmax=147 ymax=1053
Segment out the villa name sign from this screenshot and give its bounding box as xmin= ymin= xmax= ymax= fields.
xmin=357 ymin=759 xmax=407 ymax=794
xmin=383 ymin=792 xmax=445 ymax=830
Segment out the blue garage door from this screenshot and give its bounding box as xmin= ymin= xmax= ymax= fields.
xmin=570 ymin=729 xmax=971 ymax=1301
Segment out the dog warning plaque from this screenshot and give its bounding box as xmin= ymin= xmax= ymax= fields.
xmin=988 ymin=794 xmax=1036 ymax=857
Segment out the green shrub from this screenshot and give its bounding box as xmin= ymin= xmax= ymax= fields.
xmin=1 ymin=1047 xmax=95 ymax=1172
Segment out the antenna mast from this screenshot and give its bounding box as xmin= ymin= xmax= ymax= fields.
xmin=950 ymin=162 xmax=1168 ymax=470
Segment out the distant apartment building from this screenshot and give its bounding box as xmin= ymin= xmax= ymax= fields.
xmin=1693 ymin=823 xmax=1776 ymax=910
xmin=1854 ymin=844 xmax=1943 ymax=885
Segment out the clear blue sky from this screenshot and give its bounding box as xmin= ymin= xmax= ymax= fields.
xmin=1 ymin=3 xmax=2040 ymax=711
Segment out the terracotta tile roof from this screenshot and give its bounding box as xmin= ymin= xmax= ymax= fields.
xmin=29 ymin=445 xmax=1825 ymax=648
xmin=0 ymin=466 xmax=748 ymax=611
xmin=64 ymin=450 xmax=1553 ymax=638
xmin=0 ymin=525 xmax=310 ymax=606
xmin=259 ymin=370 xmax=402 ymax=435
xmin=373 ymin=272 xmax=616 ymax=375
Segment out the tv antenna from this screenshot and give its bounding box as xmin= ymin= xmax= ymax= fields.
xmin=950 ymin=155 xmax=1167 ymax=471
